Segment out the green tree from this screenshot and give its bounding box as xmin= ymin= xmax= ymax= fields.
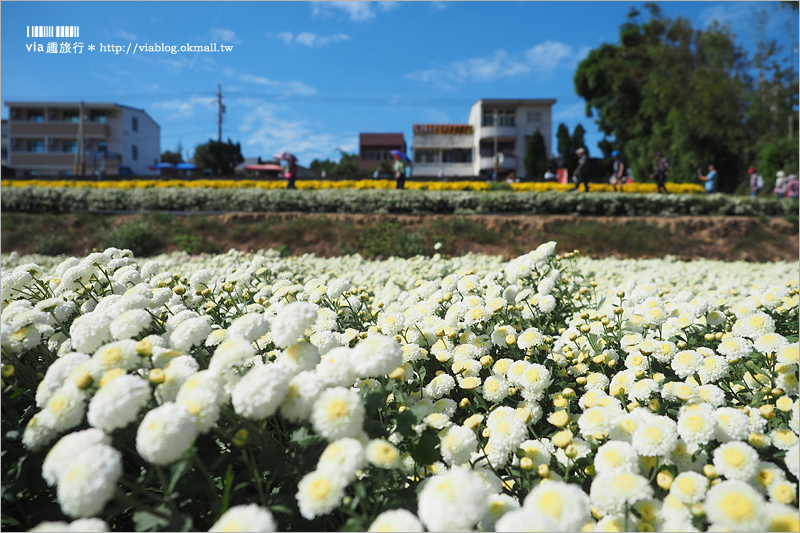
xmin=556 ymin=123 xmax=572 ymax=169
xmin=161 ymin=150 xmax=183 ymax=164
xmin=523 ymin=129 xmax=549 ymax=180
xmin=192 ymin=139 xmax=244 ymax=176
xmin=571 ymin=123 xmax=587 ymax=155
xmin=574 ymin=3 xmax=755 ymax=192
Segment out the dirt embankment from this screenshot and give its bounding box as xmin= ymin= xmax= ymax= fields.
xmin=2 ymin=212 xmax=798 ymax=262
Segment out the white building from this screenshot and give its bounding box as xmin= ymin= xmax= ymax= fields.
xmin=4 ymin=101 xmax=160 ymax=176
xmin=412 ymin=98 xmax=556 ymax=179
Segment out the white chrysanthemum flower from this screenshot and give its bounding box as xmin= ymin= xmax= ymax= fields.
xmin=713 ymin=441 xmax=760 ymax=481
xmin=87 ymin=374 xmax=150 ymax=432
xmin=367 ymin=509 xmax=424 ymax=532
xmin=40 ymin=384 xmax=87 ymax=433
xmin=424 ymin=412 xmax=452 ymax=430
xmin=205 ymin=329 xmax=229 ymax=348
xmin=69 ymin=312 xmax=114 ymax=354
xmin=777 ymin=343 xmax=799 ymax=365
xmin=135 ymin=402 xmax=197 ymax=465
xmin=714 ymin=406 xmax=750 ymax=442
xmin=209 ymin=503 xmax=276 ymax=532
xmin=433 ymin=398 xmax=457 ymax=417
xmin=519 ymin=439 xmax=553 ymax=468
xmin=593 ymin=440 xmax=639 ymax=474
xmin=36 ymin=352 xmax=91 ymax=408
xmin=228 ymin=313 xmax=271 ymax=343
xmin=208 ymin=335 xmax=256 ymax=375
xmin=505 ymin=360 xmax=531 ymax=388
xmin=365 ymin=439 xmax=400 ymax=469
xmin=157 ymin=355 xmax=200 ymax=403
xmin=577 ymin=406 xmax=617 ymax=439
xmin=716 ymin=335 xmax=753 ymax=362
xmin=767 ymin=478 xmax=798 ymax=505
xmin=624 ymin=350 xmax=650 ymax=373
xmin=705 ymin=479 xmax=765 ymax=531
xmin=670 ymin=350 xmax=705 ymax=381
xmin=423 ymin=373 xmax=455 ymax=400
xmin=109 ymin=309 xmax=151 ymax=340
xmin=493 ymin=507 xmax=559 ymax=532
xmin=660 ymin=381 xmax=699 ymax=403
xmin=295 ymin=468 xmax=347 ymax=520
xmin=482 ymin=375 xmax=510 ymax=403
xmin=22 ymin=413 xmax=57 ymax=451
xmin=522 ymin=479 xmax=591 ymax=530
xmin=42 ymin=428 xmax=111 ymax=486
xmin=92 ymin=340 xmax=139 ymax=373
xmin=488 ymin=416 xmax=528 ymax=456
xmin=417 ymin=466 xmax=489 ymax=532
xmin=480 ymin=493 xmax=520 ymax=530
xmin=314 ymin=346 xmax=358 ymax=388
xmin=517 ymin=327 xmax=544 ymax=350
xmin=769 ymin=429 xmax=799 ymax=451
xmin=491 ymin=324 xmax=516 ymax=347
xmin=631 ymin=415 xmax=678 ymax=457
xmin=310 ymin=387 xmax=365 ymax=441
xmin=669 ymin=471 xmax=708 ymax=505
xmin=676 ymin=403 xmax=716 ymax=452
xmin=732 ymin=312 xmax=775 ymax=339
xmin=279 ymin=340 xmax=320 ymax=372
xmin=697 ymin=355 xmax=729 ymax=384
xmin=55 ymin=444 xmax=122 ymax=518
xmin=628 ymin=378 xmax=659 ymax=403
xmin=317 ymin=437 xmax=365 ymax=482
xmin=231 ymin=364 xmax=292 ymax=420
xmin=538 ymin=294 xmax=557 ymax=313
xmin=518 ymin=363 xmax=551 ymax=401
xmin=590 ymin=471 xmax=653 ymax=516
xmin=753 ymin=332 xmax=789 ymax=354
xmin=351 ymin=334 xmax=403 ymax=378
xmin=763 ymin=503 xmax=800 ymax=533
xmin=169 ymin=316 xmax=212 ymax=353
xmin=271 ymin=301 xmax=318 ymax=348
xmin=29 ymin=518 xmax=109 ymax=532
xmin=439 ymin=425 xmax=478 ymax=466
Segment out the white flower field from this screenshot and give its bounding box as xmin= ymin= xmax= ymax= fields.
xmin=1 ymin=244 xmax=798 ymax=532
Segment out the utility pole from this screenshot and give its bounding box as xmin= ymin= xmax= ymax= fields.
xmin=74 ymin=101 xmax=85 ymax=176
xmin=493 ymin=110 xmax=499 ymax=181
xmin=216 ymin=83 xmax=224 ymax=143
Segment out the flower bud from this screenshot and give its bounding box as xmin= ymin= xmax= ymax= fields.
xmin=1 ymin=365 xmax=14 ymax=378
xmin=759 ymin=404 xmax=775 ymax=419
xmin=135 ymin=339 xmax=153 ymax=357
xmin=173 ymin=284 xmax=186 ymax=295
xmin=537 ymin=464 xmax=550 ymax=478
xmin=656 ymin=471 xmax=674 ymax=490
xmin=459 ymin=397 xmax=471 ymax=409
xmin=505 ymin=334 xmax=516 ymax=346
xmin=149 ymin=368 xmax=166 ymax=384
xmin=389 ymin=366 xmax=406 ymax=380
xmin=565 ymin=444 xmax=579 ymax=459
xmin=232 ymin=429 xmax=250 ymax=448
xmin=703 ymin=464 xmax=718 ymax=479
xmin=648 ymin=399 xmax=661 ymax=412
xmin=552 ymin=430 xmax=573 ymax=448
xmin=520 ymin=457 xmax=534 ymax=470
xmin=74 ymin=370 xmax=92 ymax=389
xmin=776 ymin=396 xmax=793 ymax=412
xmin=748 ymin=432 xmax=768 ymax=448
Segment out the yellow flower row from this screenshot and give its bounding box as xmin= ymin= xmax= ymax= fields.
xmin=0 ymin=178 xmax=705 ymax=194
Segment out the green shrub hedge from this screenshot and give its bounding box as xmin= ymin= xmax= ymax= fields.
xmin=2 ymin=187 xmax=797 ymax=217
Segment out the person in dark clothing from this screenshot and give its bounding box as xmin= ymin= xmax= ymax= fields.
xmin=650 ymin=151 xmax=669 ymax=194
xmin=572 ymin=147 xmax=589 ymax=192
xmin=284 ymin=159 xmax=297 ymax=189
xmin=610 ymin=150 xmax=626 ymax=192
xmin=393 ymin=155 xmax=406 ymax=189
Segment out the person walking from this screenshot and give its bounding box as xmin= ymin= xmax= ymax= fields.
xmin=774 ymin=170 xmax=788 ymax=198
xmin=393 ymin=155 xmax=406 ymax=189
xmin=650 ymin=151 xmax=670 ymax=194
xmin=284 ymin=158 xmax=298 ymax=189
xmin=572 ymin=147 xmax=590 ymax=192
xmin=786 ymin=174 xmax=799 ymax=199
xmin=749 ymin=167 xmax=763 ymax=196
xmin=610 ymin=150 xmax=626 ymax=192
xmin=698 ymin=164 xmax=718 ymax=194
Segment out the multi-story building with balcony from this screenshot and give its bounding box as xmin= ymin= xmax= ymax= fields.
xmin=412 ymin=98 xmax=556 ymax=179
xmin=359 ymin=133 xmax=407 ymax=171
xmin=4 ymin=101 xmax=160 ymax=176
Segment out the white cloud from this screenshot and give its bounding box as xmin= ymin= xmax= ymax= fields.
xmin=152 ymin=95 xmax=217 ymax=120
xmin=525 ymin=41 xmax=573 ymax=73
xmin=236 ymin=101 xmax=357 ymax=162
xmin=311 ymin=1 xmax=397 ymax=22
xmin=268 ymin=31 xmax=351 ymax=47
xmin=406 ymin=50 xmax=529 ymax=88
xmin=554 ymin=103 xmax=587 ymax=121
xmin=421 ymin=108 xmax=451 ymax=123
xmin=430 ymin=1 xmax=449 ymax=11
xmin=114 ymin=30 xmax=137 ymax=40
xmin=275 ymin=32 xmax=294 ymax=44
xmin=239 ymin=74 xmax=317 ymax=96
xmin=210 ymin=28 xmax=242 ymax=44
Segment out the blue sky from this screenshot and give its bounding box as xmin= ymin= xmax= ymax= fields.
xmin=2 ymin=1 xmax=796 ymax=166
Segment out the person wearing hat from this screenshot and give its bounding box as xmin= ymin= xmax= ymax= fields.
xmin=774 ymin=170 xmax=788 ymax=198
xmin=650 ymin=151 xmax=670 ymax=193
xmin=610 ymin=150 xmax=626 ymax=192
xmin=572 ymin=147 xmax=590 ymax=192
xmin=749 ymin=166 xmax=763 ymax=197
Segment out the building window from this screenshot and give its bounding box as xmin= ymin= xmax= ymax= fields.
xmin=63 ymin=110 xmax=80 ymax=123
xmin=482 ymin=109 xmax=515 ymax=127
xmin=442 ymin=149 xmax=473 ymax=163
xmin=63 ymin=140 xmax=77 ymax=153
xmin=98 ymin=141 xmax=108 ymax=155
xmin=132 ymin=116 xmax=138 ymax=132
xmin=59 ymin=170 xmax=74 ymax=176
xmin=527 ymin=111 xmax=542 ymax=124
xmin=414 ymin=150 xmax=440 ymax=164
xmin=27 ymin=140 xmax=45 ymax=153
xmin=91 ymin=110 xmax=108 ymax=123
xmin=27 ymin=110 xmax=45 ymax=122
xmin=132 ymin=145 xmax=138 ymax=161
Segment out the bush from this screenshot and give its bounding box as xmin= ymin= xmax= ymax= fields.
xmin=102 ymin=220 xmax=163 ymax=256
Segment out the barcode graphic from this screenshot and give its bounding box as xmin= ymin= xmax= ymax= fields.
xmin=26 ymin=26 xmax=79 ymax=38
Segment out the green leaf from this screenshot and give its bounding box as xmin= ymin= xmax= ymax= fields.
xmin=218 ymin=464 xmax=234 ymax=519
xmin=409 ymin=429 xmax=441 ymax=466
xmin=339 ymin=517 xmax=366 ymax=531
xmin=133 ymin=509 xmax=170 ymax=532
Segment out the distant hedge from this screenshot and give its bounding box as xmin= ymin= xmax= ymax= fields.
xmin=1 ymin=187 xmax=797 ymax=217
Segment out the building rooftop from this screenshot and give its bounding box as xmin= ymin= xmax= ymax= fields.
xmin=475 ymin=98 xmax=557 ymax=106
xmin=359 ymin=133 xmax=405 ymax=145
xmin=414 ymin=124 xmax=474 ymax=135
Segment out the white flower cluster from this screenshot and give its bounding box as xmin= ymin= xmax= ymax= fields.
xmin=2 ymin=244 xmax=798 ymax=531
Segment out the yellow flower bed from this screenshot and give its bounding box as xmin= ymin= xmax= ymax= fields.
xmin=0 ymin=178 xmax=704 ymax=194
